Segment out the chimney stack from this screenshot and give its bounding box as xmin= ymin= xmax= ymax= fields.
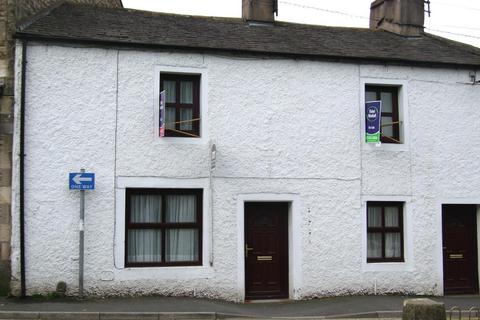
xmin=370 ymin=0 xmax=425 ymax=36
xmin=242 ymin=0 xmax=278 ymax=23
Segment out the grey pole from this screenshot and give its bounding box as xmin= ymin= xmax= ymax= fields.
xmin=79 ymin=168 xmax=85 ymax=297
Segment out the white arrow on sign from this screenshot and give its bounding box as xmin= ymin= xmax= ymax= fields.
xmin=73 ymin=174 xmax=93 ymax=185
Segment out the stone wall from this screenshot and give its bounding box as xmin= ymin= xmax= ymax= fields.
xmin=16 ymin=0 xmax=122 ymax=23
xmin=0 ymin=0 xmax=122 ymax=296
xmin=0 ymin=0 xmax=15 ymax=296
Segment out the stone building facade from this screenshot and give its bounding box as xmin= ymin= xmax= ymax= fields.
xmin=10 ymin=1 xmax=480 ymax=300
xmin=0 ymin=0 xmax=122 ymax=295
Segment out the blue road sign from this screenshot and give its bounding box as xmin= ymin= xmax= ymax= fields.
xmin=69 ymin=173 xmax=95 ymax=190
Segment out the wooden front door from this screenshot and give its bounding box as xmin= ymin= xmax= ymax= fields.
xmin=245 ymin=202 xmax=288 ymax=300
xmin=442 ymin=204 xmax=479 ymax=294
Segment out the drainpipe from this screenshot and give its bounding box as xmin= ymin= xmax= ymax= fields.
xmin=19 ymin=40 xmax=27 ymax=297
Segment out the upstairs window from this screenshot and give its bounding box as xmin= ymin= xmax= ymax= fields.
xmin=365 ymin=86 xmax=400 ymax=144
xmin=367 ymin=202 xmax=404 ymax=263
xmin=161 ymin=74 xmax=200 ymax=137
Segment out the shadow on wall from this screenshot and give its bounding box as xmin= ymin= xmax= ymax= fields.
xmin=0 ymin=262 xmax=10 ymax=295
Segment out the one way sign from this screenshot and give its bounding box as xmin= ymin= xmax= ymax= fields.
xmin=69 ymin=172 xmax=95 ymax=190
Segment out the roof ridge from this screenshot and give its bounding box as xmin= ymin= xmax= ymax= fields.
xmin=424 ymin=32 xmax=480 ymax=57
xmin=59 ymin=1 xmax=245 ymax=23
xmin=14 ymin=3 xmax=480 ymax=68
xmin=17 ymin=0 xmax=68 ymax=32
xmin=56 ymin=1 xmax=380 ymax=32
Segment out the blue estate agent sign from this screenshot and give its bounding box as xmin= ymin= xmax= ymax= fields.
xmin=69 ymin=172 xmax=95 ymax=190
xmin=365 ymin=100 xmax=382 ymax=143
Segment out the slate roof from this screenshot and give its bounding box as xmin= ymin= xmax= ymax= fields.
xmin=16 ymin=2 xmax=480 ymax=68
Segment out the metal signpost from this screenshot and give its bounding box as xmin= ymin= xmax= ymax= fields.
xmin=69 ymin=170 xmax=95 ymax=297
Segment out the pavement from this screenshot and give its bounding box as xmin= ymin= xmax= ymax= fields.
xmin=0 ymin=295 xmax=478 ymax=319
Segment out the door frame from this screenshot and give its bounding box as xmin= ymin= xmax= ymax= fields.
xmin=437 ymin=199 xmax=480 ymax=295
xmin=236 ymin=194 xmax=302 ymax=302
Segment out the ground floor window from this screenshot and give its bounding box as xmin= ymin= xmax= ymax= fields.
xmin=125 ymin=188 xmax=202 ymax=267
xmin=367 ymin=201 xmax=404 ymax=262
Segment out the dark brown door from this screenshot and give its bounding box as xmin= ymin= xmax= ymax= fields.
xmin=245 ymin=202 xmax=288 ymax=300
xmin=442 ymin=204 xmax=479 ymax=294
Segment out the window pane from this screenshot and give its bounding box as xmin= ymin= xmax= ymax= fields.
xmin=179 ymin=108 xmax=193 ymax=131
xmin=380 ymin=92 xmax=393 ymax=113
xmin=385 ymin=232 xmax=401 ymax=258
xmin=385 ymin=206 xmax=400 ymax=227
xmin=165 ymin=107 xmax=176 ymax=130
xmin=367 ymin=206 xmax=382 ymax=227
xmin=128 ymin=229 xmax=162 ymax=263
xmin=180 ymin=81 xmax=193 ymax=104
xmin=381 ymin=116 xmax=394 ymax=137
xmin=365 ymin=91 xmax=377 ymax=102
xmin=165 ymin=195 xmax=196 ymax=223
xmin=165 ymin=229 xmax=199 ymax=262
xmin=164 ymin=80 xmax=176 ymax=103
xmin=130 ymin=194 xmax=161 ymax=223
xmin=367 ymin=233 xmax=382 ymax=258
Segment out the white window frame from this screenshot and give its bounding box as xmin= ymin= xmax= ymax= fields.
xmin=360 ymin=78 xmax=409 ymax=152
xmin=361 ymin=195 xmax=413 ymax=272
xmin=153 ymin=66 xmax=208 ymax=144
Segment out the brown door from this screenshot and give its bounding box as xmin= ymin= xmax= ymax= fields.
xmin=245 ymin=202 xmax=288 ymax=300
xmin=442 ymin=204 xmax=479 ymax=294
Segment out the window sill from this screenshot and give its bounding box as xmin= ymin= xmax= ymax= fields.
xmin=362 ymin=261 xmax=411 ymax=272
xmin=363 ymin=142 xmax=409 ymax=152
xmin=115 ymin=265 xmax=214 ymax=281
xmin=155 ymin=136 xmax=207 ymax=145
xmin=367 ymin=260 xmax=405 ymax=263
xmin=125 ymin=262 xmax=202 ymax=268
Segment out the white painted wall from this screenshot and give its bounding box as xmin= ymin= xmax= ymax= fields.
xmin=11 ymin=42 xmax=480 ymax=300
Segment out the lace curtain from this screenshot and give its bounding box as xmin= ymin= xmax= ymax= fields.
xmin=163 ymin=80 xmax=194 ymax=131
xmin=367 ymin=205 xmax=401 ymax=259
xmin=128 ymin=194 xmax=198 ymax=263
xmin=165 ymin=195 xmax=198 ymax=262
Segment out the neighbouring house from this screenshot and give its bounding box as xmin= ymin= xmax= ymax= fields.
xmin=10 ymin=0 xmax=480 ymax=300
xmin=0 ymin=0 xmax=122 ymax=295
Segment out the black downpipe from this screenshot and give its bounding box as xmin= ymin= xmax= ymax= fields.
xmin=19 ymin=40 xmax=27 ymax=297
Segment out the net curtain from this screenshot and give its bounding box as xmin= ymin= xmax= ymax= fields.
xmin=128 ymin=194 xmax=198 ymax=263
xmin=367 ymin=206 xmax=401 ymax=259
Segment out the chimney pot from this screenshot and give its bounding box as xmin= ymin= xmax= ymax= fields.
xmin=370 ymin=0 xmax=425 ymax=36
xmin=242 ymin=0 xmax=277 ymax=23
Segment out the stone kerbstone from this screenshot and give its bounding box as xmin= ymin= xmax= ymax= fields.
xmin=403 ymin=298 xmax=446 ymax=320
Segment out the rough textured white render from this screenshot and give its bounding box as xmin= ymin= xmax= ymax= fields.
xmin=11 ymin=42 xmax=480 ymax=300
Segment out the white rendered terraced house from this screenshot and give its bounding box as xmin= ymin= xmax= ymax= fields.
xmin=9 ymin=0 xmax=480 ymax=301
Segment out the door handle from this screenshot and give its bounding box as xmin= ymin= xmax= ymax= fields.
xmin=245 ymin=244 xmax=253 ymax=258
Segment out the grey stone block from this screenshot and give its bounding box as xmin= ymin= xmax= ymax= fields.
xmin=402 ymin=298 xmax=446 ymax=320
xmin=168 ymin=313 xmax=216 ymax=320
xmin=99 ymin=313 xmax=157 ymax=320
xmin=0 ymin=262 xmax=10 ymax=295
xmin=0 ymin=311 xmax=39 ymax=319
xmin=39 ymin=312 xmax=99 ymax=320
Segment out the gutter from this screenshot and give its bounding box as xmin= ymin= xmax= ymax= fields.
xmin=19 ymin=40 xmax=27 ymax=297
xmin=13 ymin=33 xmax=480 ymax=70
